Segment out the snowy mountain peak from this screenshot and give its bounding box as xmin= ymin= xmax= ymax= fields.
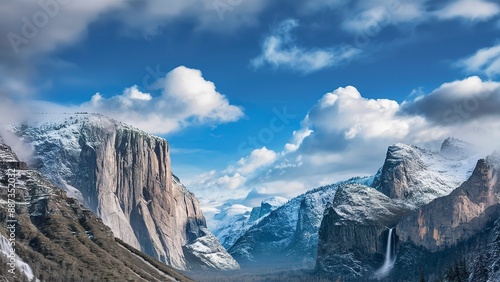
xmin=385 ymin=143 xmax=424 ymax=164
xmin=211 ymin=198 xmax=288 ymax=250
xmin=373 ymin=140 xmax=478 ymax=207
xmin=261 ymin=196 xmax=288 ymax=207
xmin=440 ymin=137 xmax=476 ymax=160
xmin=19 ymin=113 xmax=157 ymax=142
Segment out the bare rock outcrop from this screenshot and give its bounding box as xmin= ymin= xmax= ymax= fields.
xmin=315 ymin=184 xmax=410 ymax=277
xmin=397 ymin=153 xmax=500 ymax=251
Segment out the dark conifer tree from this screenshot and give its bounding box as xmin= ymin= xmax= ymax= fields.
xmin=471 ymin=254 xmax=489 ymax=282
xmin=419 ymin=268 xmax=425 ymax=282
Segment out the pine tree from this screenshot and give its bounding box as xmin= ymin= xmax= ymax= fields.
xmin=458 ymin=258 xmax=468 ymax=281
xmin=445 ymin=263 xmax=457 ymax=281
xmin=454 ymin=260 xmax=461 ymax=282
xmin=445 ymin=258 xmax=469 ymax=282
xmin=471 ymin=254 xmax=489 ymax=282
xmin=419 ymin=268 xmax=425 ymax=282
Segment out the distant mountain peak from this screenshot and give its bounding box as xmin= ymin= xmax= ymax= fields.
xmin=373 ymin=139 xmax=478 ymax=207
xmin=211 ymin=198 xmax=288 ymax=250
xmin=261 ymin=196 xmax=288 ymax=207
xmin=440 ymin=137 xmax=476 ymax=160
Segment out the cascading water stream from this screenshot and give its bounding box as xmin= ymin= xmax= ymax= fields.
xmin=374 ymin=227 xmax=396 ymax=279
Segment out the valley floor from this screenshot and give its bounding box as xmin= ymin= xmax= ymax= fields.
xmin=185 ymin=269 xmax=342 ymax=282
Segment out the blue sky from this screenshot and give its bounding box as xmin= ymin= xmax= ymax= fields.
xmin=2 ymin=0 xmax=500 ymax=212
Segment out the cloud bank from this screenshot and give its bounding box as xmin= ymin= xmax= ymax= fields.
xmin=189 ymin=76 xmax=500 ymax=209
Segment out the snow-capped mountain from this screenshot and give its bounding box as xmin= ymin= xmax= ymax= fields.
xmin=316 ymin=140 xmax=481 ymax=278
xmin=385 ymin=151 xmax=500 ymax=281
xmin=231 ymin=139 xmax=479 ymax=269
xmin=211 ymin=197 xmax=287 ymax=250
xmin=229 ymin=176 xmax=374 ymax=267
xmin=11 ymin=113 xmax=238 ymax=271
xmin=372 ymin=140 xmax=479 ymax=207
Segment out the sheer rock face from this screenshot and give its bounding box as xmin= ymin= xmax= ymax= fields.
xmin=397 ymin=154 xmax=500 ymax=251
xmin=315 ymin=184 xmax=410 ymax=277
xmin=373 ymin=144 xmax=425 ymax=200
xmin=13 ymin=114 xmax=238 ymax=270
xmin=0 ymin=137 xmax=194 ymax=281
xmin=372 ymin=143 xmax=477 ymax=207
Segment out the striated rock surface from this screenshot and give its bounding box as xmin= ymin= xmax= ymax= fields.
xmin=397 ymin=152 xmax=500 ymax=251
xmin=12 ymin=113 xmax=238 ymax=270
xmin=0 ymin=136 xmax=194 ymax=281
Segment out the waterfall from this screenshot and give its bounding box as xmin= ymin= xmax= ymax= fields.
xmin=374 ymin=227 xmax=396 ymax=279
xmin=0 ymin=234 xmax=35 ymax=281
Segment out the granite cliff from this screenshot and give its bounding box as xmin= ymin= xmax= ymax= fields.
xmin=0 ymin=136 xmax=194 ymax=281
xmin=315 ymin=140 xmax=478 ymax=278
xmin=12 ymin=113 xmax=238 ymax=270
xmin=397 ymin=152 xmax=500 ymax=251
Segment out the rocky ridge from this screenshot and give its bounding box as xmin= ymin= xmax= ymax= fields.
xmin=397 ymin=151 xmax=500 ymax=251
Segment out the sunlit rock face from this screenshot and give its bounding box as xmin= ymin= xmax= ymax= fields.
xmin=397 ymin=153 xmax=500 ymax=251
xmin=13 ymin=113 xmax=239 ymax=270
xmin=0 ymin=136 xmax=194 ymax=281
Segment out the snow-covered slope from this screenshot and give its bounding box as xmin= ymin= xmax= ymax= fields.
xmin=229 ymin=177 xmax=374 ymax=266
xmin=211 ymin=204 xmax=252 ymax=250
xmin=372 ymin=141 xmax=478 ymax=207
xmin=211 ymin=197 xmax=287 ymax=250
xmin=183 ymin=227 xmax=240 ymax=270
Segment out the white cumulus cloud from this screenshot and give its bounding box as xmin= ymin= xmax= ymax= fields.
xmin=237 ymin=147 xmax=278 ymax=174
xmin=77 ymin=66 xmax=244 ymax=134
